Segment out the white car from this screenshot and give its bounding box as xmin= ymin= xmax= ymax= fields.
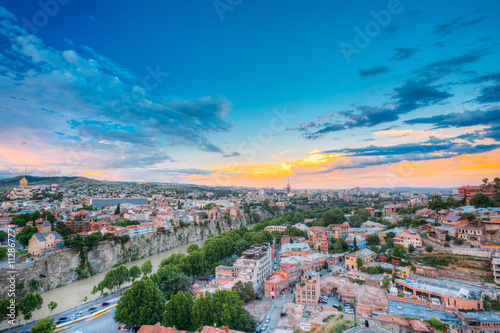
xmin=265 ymin=317 xmax=270 ymax=323
xmin=261 ymin=325 xmax=268 ymax=331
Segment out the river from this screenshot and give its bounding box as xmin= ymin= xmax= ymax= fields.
xmin=10 ymin=222 xmax=258 ymax=327
xmin=14 ymin=239 xmax=206 ymax=326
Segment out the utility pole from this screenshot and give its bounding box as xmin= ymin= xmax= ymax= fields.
xmin=352 ymin=296 xmax=357 ymax=326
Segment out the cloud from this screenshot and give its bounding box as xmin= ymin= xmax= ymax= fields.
xmin=405 ymin=108 xmax=500 ymax=128
xmin=414 ymin=51 xmax=484 ymax=80
xmin=0 ymin=7 xmax=234 ymax=174
xmin=390 ymin=47 xmax=418 ymax=61
xmin=223 ymin=152 xmax=241 ymax=158
xmin=434 ymin=16 xmax=484 ymax=37
xmin=358 ymin=66 xmax=391 ymax=78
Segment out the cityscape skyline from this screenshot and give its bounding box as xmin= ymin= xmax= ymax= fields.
xmin=1 ymin=1 xmax=500 ymax=189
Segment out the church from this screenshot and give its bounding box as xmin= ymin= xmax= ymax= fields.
xmin=28 ymin=221 xmax=64 ymax=256
xmin=7 ymin=177 xmax=33 ymax=200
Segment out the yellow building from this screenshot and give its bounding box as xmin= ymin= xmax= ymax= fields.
xmin=345 ymin=249 xmax=376 ymax=271
xmin=8 ymin=177 xmax=33 ymax=200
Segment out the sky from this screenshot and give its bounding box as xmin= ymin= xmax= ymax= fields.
xmin=0 ymin=0 xmax=500 ymax=189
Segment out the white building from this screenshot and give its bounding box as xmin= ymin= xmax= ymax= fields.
xmin=215 ymin=243 xmax=272 ymax=292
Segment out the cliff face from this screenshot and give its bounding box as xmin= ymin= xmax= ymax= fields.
xmin=0 ymin=216 xmax=247 ymax=299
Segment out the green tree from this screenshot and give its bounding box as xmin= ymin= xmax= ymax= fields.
xmin=151 ymin=265 xmax=190 ymax=299
xmin=93 ymin=265 xmax=130 ymax=295
xmin=187 ymin=243 xmax=200 ymax=254
xmin=163 ymin=291 xmax=194 ymax=330
xmin=353 ymin=237 xmax=359 ymax=251
xmin=129 ymin=265 xmax=141 ymax=282
xmin=322 ymin=260 xmax=329 ymax=270
xmin=231 ymin=281 xmax=255 ymax=303
xmin=0 ymin=230 xmax=7 ymax=242
xmin=425 ymin=245 xmax=434 ymax=253
xmin=84 ymin=232 xmax=102 ymax=248
xmin=30 ymin=316 xmax=56 ymax=333
xmin=392 ymin=245 xmax=407 ymax=258
xmin=68 ymin=235 xmax=84 ymax=250
xmin=356 ymin=258 xmax=363 ymax=268
xmin=115 ymin=204 xmax=121 ymax=215
xmin=367 ymin=234 xmax=380 ymax=246
xmin=192 ymin=290 xmax=256 ymax=332
xmin=18 ymin=292 xmax=43 ymax=320
xmin=333 ymin=240 xmax=343 ymax=254
xmin=141 ymin=260 xmax=153 ymax=276
xmin=114 ymin=277 xmax=166 ymax=326
xmin=321 ymin=208 xmax=346 ymax=226
xmin=179 ymin=251 xmax=207 ymax=277
xmin=408 ymin=244 xmax=415 ymax=253
xmin=47 ymin=301 xmax=57 ymax=313
xmin=0 ymin=247 xmax=7 ymax=259
xmin=445 ymin=234 xmax=452 ymax=242
xmin=470 ymin=193 xmax=493 ymax=208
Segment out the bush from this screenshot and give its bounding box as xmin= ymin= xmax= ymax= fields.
xmin=425 ymin=245 xmax=433 ymax=253
xmin=453 ymin=238 xmax=465 ymax=245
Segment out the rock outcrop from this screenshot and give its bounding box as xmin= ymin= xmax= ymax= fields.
xmin=0 ymin=216 xmax=247 ymax=298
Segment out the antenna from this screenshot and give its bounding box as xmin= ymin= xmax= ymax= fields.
xmin=25 ymin=165 xmax=27 ymax=177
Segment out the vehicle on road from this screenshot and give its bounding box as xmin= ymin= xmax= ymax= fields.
xmin=365 ymin=319 xmax=369 ymax=327
xmin=102 ymin=301 xmax=111 ymax=306
xmin=265 ymin=316 xmax=270 ymax=323
xmin=261 ymin=324 xmax=268 ymax=331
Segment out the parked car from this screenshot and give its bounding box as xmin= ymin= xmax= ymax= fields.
xmin=265 ymin=317 xmax=270 ymax=323
xmin=261 ymin=324 xmax=268 ymax=331
xmin=365 ymin=320 xmax=369 ymax=327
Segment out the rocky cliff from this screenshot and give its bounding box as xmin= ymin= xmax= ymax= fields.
xmin=0 ymin=216 xmax=247 ymax=299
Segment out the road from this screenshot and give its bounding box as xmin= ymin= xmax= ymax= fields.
xmin=4 ymin=293 xmax=124 ymax=333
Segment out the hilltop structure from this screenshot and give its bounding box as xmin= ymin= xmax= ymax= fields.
xmin=7 ymin=176 xmax=33 ymax=200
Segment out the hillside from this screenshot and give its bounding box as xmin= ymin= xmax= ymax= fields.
xmin=0 ymin=175 xmax=107 ymax=190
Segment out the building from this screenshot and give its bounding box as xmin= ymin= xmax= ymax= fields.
xmin=493 ymin=252 xmax=500 ymax=284
xmin=89 ymin=197 xmax=149 ymax=209
xmin=345 ymin=235 xmax=366 ymax=250
xmin=458 ymin=312 xmax=500 ymax=333
xmin=393 ymin=229 xmax=423 ymax=249
xmin=294 ymin=271 xmax=321 ymax=305
xmin=394 ymin=279 xmax=483 ymax=310
xmin=443 ymin=215 xmax=469 ymax=227
xmin=265 ymin=263 xmax=302 ymax=298
xmin=345 ymin=248 xmax=376 ymax=271
xmin=127 ymin=223 xmax=154 ymax=237
xmin=308 ymin=227 xmax=329 ymax=253
xmin=264 ymin=225 xmax=287 ymax=233
xmin=280 ymin=242 xmax=313 ymax=259
xmin=458 ymin=185 xmax=486 ymax=196
xmin=216 ymin=243 xmax=272 ymax=292
xmin=330 ymin=222 xmax=349 ymax=240
xmin=28 ymin=221 xmax=64 ymax=256
xmin=457 ymin=225 xmax=483 ymax=245
xmin=7 ymin=177 xmax=33 ymax=200
xmin=200 ymin=326 xmax=247 ymax=333
xmin=137 ymin=323 xmax=187 ymax=333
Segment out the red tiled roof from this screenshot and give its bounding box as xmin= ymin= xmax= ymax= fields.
xmin=200 ymin=326 xmax=246 ymax=333
xmin=137 ymin=322 xmax=187 ymax=333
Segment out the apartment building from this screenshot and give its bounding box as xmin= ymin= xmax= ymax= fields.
xmin=126 ymin=223 xmax=154 ymax=237
xmin=264 ymin=225 xmax=287 ymax=233
xmin=329 ymin=222 xmax=349 ymax=240
xmin=493 ymin=252 xmax=500 ymax=284
xmin=215 ymin=243 xmax=272 ymax=292
xmin=394 ymin=279 xmax=483 ymax=310
xmin=294 ymin=271 xmax=321 ymax=305
xmin=457 ymin=225 xmax=483 ymax=245
xmin=345 ymin=248 xmax=376 ymax=271
xmin=393 ymin=229 xmax=423 ymax=249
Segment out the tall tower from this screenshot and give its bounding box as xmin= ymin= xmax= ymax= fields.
xmin=20 ymin=165 xmax=28 ymax=188
xmin=286 ymin=178 xmax=291 ymax=194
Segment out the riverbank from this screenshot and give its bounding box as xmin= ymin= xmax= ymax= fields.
xmin=0 ymin=218 xmax=257 ymax=328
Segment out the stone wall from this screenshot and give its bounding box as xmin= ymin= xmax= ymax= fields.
xmin=0 ymin=216 xmax=247 ymax=299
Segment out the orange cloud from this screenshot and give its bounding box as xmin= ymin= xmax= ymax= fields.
xmin=190 ymin=148 xmax=500 ymax=188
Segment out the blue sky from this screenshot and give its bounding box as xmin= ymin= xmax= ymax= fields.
xmin=1 ymin=1 xmax=499 ymax=188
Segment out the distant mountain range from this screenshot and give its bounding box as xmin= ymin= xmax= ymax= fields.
xmin=0 ymin=175 xmax=105 ymax=190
